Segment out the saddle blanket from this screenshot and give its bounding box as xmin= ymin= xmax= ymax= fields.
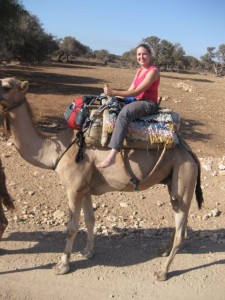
xmin=84 ymin=107 xmax=180 ymax=150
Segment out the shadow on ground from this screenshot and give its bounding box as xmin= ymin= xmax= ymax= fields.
xmin=1 ymin=64 xmax=105 ymax=96
xmin=0 ymin=227 xmax=224 ymax=278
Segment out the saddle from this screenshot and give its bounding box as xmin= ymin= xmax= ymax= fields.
xmin=82 ymin=96 xmax=181 ymax=150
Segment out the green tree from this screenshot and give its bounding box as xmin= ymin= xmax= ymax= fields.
xmin=158 ymin=39 xmax=175 ymax=69
xmin=0 ymin=0 xmax=26 ymax=61
xmin=201 ymin=45 xmax=225 ymax=75
xmin=92 ymin=49 xmax=116 ymax=65
xmin=185 ymin=56 xmax=200 ymax=69
xmin=121 ymin=49 xmax=137 ymax=67
xmin=200 ymin=47 xmax=216 ymax=73
xmin=172 ymin=43 xmax=186 ymax=69
xmin=12 ymin=13 xmax=58 ymax=62
xmin=56 ymin=36 xmax=90 ymax=62
xmin=217 ymin=44 xmax=225 ymax=65
xmin=0 ymin=0 xmax=25 ymax=36
xmin=0 ymin=1 xmax=58 ymax=63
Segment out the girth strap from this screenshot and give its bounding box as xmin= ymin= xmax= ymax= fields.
xmin=119 ymin=150 xmax=140 ymax=191
xmin=75 ymin=131 xmax=85 ymax=163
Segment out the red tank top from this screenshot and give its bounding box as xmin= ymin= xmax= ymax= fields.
xmin=134 ymin=65 xmax=160 ymax=103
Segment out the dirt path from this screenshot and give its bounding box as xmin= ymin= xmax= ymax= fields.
xmin=0 ymin=63 xmax=225 ymax=300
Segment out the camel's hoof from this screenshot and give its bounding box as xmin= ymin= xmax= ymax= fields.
xmin=53 ymin=262 xmax=70 ymax=275
xmin=81 ymin=249 xmax=94 ymax=259
xmin=154 ymin=271 xmax=168 ymax=281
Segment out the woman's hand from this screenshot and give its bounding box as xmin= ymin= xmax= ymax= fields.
xmin=104 ymin=84 xmax=113 ymax=96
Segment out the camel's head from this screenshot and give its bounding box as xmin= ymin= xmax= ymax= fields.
xmin=0 ymin=78 xmax=29 ymax=110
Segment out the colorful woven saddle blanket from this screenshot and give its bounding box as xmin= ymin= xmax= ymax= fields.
xmin=84 ymin=98 xmax=181 ymax=150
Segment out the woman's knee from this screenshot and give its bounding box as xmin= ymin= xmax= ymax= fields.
xmin=118 ymin=106 xmax=130 ymax=120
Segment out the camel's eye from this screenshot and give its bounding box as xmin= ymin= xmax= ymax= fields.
xmin=2 ymin=86 xmax=11 ymax=92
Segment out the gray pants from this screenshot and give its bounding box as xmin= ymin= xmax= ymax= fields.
xmin=108 ymin=100 xmax=158 ymax=151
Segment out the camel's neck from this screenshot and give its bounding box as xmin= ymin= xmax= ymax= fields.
xmin=8 ymin=101 xmax=73 ymax=169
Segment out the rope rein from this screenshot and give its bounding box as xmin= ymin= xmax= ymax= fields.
xmin=53 ymin=131 xmax=84 ymax=170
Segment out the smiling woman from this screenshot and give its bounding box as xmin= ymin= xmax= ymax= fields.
xmin=96 ymin=43 xmax=160 ymax=169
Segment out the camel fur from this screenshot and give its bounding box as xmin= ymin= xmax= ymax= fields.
xmin=0 ymin=77 xmax=203 ymax=281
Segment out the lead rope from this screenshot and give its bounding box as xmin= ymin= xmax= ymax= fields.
xmin=119 ymin=150 xmax=140 ymax=191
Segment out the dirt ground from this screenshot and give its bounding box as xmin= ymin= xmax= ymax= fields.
xmin=0 ymin=62 xmax=225 ymax=300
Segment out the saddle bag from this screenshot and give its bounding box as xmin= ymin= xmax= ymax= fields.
xmin=64 ymin=96 xmax=97 ymax=130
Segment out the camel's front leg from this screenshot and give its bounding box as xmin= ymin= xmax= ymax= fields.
xmin=54 ymin=190 xmax=83 ymax=275
xmin=81 ymin=194 xmax=95 ymax=258
xmin=0 ymin=199 xmax=8 ymax=239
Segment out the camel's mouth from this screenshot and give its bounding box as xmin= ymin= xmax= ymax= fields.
xmin=0 ymin=80 xmax=11 ymax=103
xmin=0 ymin=90 xmax=9 ymax=107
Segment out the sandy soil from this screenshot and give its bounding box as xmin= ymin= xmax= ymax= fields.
xmin=0 ymin=63 xmax=225 ymax=300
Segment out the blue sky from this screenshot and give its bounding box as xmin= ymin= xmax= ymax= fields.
xmin=21 ymin=0 xmax=225 ymax=59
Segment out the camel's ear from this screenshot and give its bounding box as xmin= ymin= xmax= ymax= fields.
xmin=20 ymin=81 xmax=29 ymax=92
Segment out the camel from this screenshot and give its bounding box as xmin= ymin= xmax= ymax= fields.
xmin=0 ymin=158 xmax=14 ymax=239
xmin=0 ymin=77 xmax=203 ymax=281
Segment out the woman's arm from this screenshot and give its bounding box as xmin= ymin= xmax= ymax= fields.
xmin=104 ymin=68 xmax=159 ymax=98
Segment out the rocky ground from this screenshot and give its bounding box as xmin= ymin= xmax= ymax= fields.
xmin=0 ymin=63 xmax=225 ymax=300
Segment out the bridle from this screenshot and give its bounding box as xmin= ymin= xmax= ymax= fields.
xmin=0 ymin=78 xmax=27 ymax=112
xmin=0 ymin=93 xmax=27 ymax=135
xmin=0 ymin=96 xmax=27 ymax=113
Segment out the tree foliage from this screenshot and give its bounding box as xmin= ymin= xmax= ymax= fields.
xmin=0 ymin=0 xmax=25 ymax=60
xmin=217 ymin=44 xmax=225 ymax=65
xmin=13 ymin=13 xmax=58 ymax=62
xmin=0 ymin=0 xmax=58 ymax=62
xmin=0 ymin=0 xmax=25 ymax=37
xmin=56 ymin=37 xmax=90 ymax=62
xmin=200 ymin=46 xmax=225 ymax=76
xmin=90 ymin=49 xmax=116 ymax=65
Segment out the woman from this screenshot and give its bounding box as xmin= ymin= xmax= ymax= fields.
xmin=96 ymin=43 xmax=160 ymax=168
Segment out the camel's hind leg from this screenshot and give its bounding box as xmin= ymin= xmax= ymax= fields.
xmin=159 ymin=195 xmax=186 ymax=257
xmin=159 ymin=230 xmax=175 ymax=257
xmin=154 ymin=156 xmax=197 ymax=281
xmin=81 ymin=193 xmax=95 ymax=258
xmin=54 ymin=190 xmax=83 ymax=275
xmin=154 ymin=210 xmax=189 ymax=281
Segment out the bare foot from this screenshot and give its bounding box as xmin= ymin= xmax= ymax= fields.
xmin=96 ymin=149 xmax=118 ymax=169
xmin=96 ymin=157 xmax=116 ymax=168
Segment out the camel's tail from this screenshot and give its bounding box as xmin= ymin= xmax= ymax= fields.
xmin=195 ymin=163 xmax=204 ymax=209
xmin=0 ymin=160 xmax=14 ymax=210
